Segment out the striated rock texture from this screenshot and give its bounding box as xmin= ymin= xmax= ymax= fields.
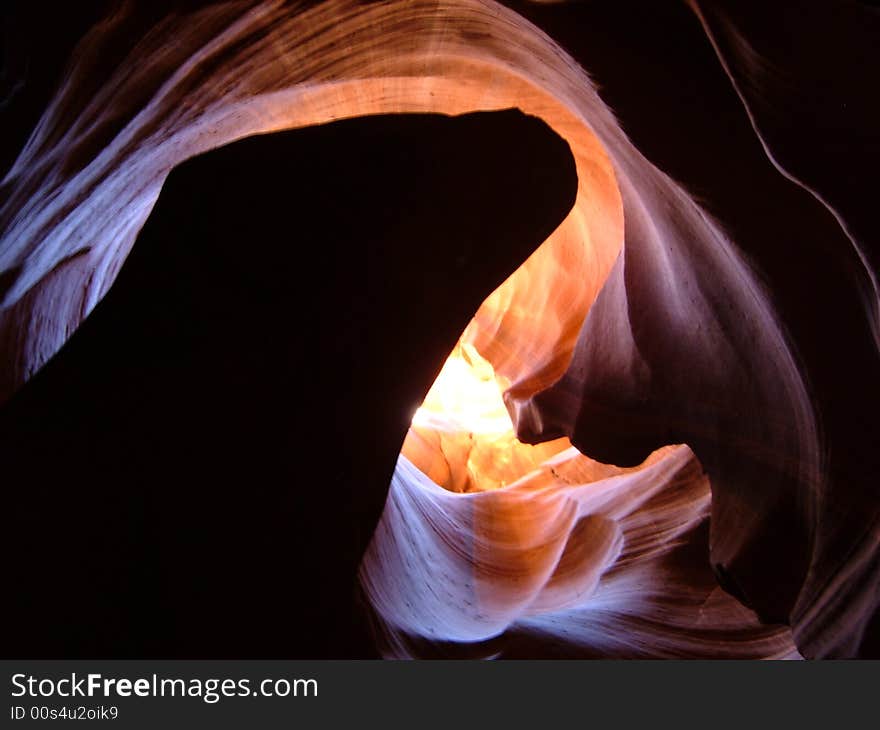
xmin=1 ymin=0 xmax=877 ymax=657
xmin=365 ymin=344 xmax=797 ymax=657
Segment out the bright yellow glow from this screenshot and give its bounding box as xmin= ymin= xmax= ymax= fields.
xmin=412 ymin=342 xmax=514 ymax=435
xmin=404 ymin=341 xmax=570 ymax=493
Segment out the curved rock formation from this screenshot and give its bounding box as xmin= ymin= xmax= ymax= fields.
xmin=364 ymin=346 xmax=797 ymax=657
xmin=1 ymin=0 xmax=877 ymax=657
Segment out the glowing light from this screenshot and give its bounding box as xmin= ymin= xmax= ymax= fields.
xmin=404 ymin=341 xmax=570 ymax=492
xmin=412 ymin=342 xmax=513 ymax=435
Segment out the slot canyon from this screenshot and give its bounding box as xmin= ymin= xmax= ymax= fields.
xmin=1 ymin=0 xmax=878 ymax=659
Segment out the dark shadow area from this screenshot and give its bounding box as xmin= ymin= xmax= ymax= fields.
xmin=2 ymin=110 xmax=577 ymax=657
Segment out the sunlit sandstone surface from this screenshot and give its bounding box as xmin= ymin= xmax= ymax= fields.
xmin=2 ymin=0 xmax=878 ymax=657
